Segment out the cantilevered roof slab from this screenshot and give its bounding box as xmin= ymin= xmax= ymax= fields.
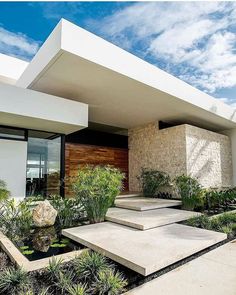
xmin=0 ymin=82 xmax=88 ymax=134
xmin=17 ymin=19 xmax=236 ymax=131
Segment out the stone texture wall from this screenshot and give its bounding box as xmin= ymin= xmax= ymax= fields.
xmin=129 ymin=123 xmax=187 ymax=191
xmin=129 ymin=123 xmax=233 ymax=191
xmin=186 ymin=125 xmax=232 ymax=188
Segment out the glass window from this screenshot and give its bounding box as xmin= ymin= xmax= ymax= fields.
xmin=26 ymin=131 xmax=61 ymax=197
xmin=0 ymin=127 xmax=25 ymax=140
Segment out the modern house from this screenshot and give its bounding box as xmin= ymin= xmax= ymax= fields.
xmin=1 ymin=18 xmax=236 ymax=199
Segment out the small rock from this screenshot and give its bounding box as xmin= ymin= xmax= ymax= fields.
xmin=33 ymin=200 xmax=57 ymax=227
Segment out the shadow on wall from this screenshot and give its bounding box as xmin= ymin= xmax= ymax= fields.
xmin=187 ymin=128 xmax=232 ymax=188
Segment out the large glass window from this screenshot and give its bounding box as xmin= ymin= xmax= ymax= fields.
xmin=26 ymin=131 xmax=62 ymax=197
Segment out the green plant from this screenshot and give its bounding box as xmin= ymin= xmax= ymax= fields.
xmin=186 ymin=212 xmax=236 ymax=237
xmin=47 ymin=257 xmax=64 ymax=282
xmin=0 ymin=267 xmax=29 ymax=294
xmin=0 ymin=180 xmax=10 ymax=202
xmin=74 ymin=251 xmax=110 ymax=281
xmin=92 ymin=269 xmax=127 ymax=295
xmin=72 ymin=165 xmax=124 ymax=223
xmin=0 ymin=199 xmax=33 ymax=242
xmin=0 ymin=252 xmax=8 ymax=270
xmin=55 ymin=269 xmax=75 ymax=293
xmin=50 ymin=195 xmax=84 ymax=229
xmin=174 ymin=175 xmax=204 ymax=211
xmin=66 ymin=284 xmax=88 ymax=295
xmin=138 ymin=169 xmax=171 ymax=197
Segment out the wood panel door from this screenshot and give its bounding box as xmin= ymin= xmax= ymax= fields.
xmin=65 ymin=143 xmax=129 ymax=194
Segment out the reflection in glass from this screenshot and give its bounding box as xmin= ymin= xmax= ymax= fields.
xmin=26 ymin=132 xmax=61 ymax=197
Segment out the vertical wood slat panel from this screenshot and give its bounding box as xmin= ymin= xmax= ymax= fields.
xmin=65 ymin=143 xmax=129 ymax=194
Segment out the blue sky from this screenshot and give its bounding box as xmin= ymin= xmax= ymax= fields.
xmin=0 ymin=2 xmax=236 ymax=106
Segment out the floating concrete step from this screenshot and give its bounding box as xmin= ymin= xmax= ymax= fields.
xmin=62 ymin=222 xmax=226 ymax=276
xmin=105 ymin=207 xmax=201 ymax=230
xmin=115 ymin=197 xmax=181 ymax=211
xmin=116 ymin=192 xmax=141 ymax=199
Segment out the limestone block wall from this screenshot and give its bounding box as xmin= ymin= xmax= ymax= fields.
xmin=186 ymin=125 xmax=232 ymax=188
xmin=129 ymin=123 xmax=233 ymax=191
xmin=129 ymin=123 xmax=187 ymax=191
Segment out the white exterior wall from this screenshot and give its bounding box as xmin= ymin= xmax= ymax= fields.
xmin=0 ymin=139 xmax=27 ymax=199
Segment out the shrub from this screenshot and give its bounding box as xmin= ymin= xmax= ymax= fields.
xmin=72 ymin=165 xmax=124 ymax=223
xmin=0 ymin=199 xmax=33 ymax=242
xmin=138 ymin=169 xmax=171 ymax=197
xmin=0 ymin=252 xmax=9 ymax=270
xmin=92 ymin=269 xmax=127 ymax=295
xmin=174 ymin=175 xmax=204 ymax=211
xmin=47 ymin=257 xmax=64 ymax=282
xmin=0 ymin=180 xmax=10 ymax=202
xmin=50 ymin=195 xmax=84 ymax=229
xmin=74 ymin=250 xmax=110 ymax=281
xmin=0 ymin=267 xmax=29 ymax=294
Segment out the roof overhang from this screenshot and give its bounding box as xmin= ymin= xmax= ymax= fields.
xmin=0 ymin=82 xmax=88 ymax=134
xmin=16 ymin=19 xmax=236 ymax=132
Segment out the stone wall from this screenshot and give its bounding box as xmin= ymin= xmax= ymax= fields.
xmin=129 ymin=123 xmax=233 ymax=191
xmin=129 ymin=123 xmax=187 ymax=191
xmin=186 ymin=125 xmax=232 ymax=188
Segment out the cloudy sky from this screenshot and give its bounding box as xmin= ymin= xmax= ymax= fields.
xmin=0 ymin=2 xmax=235 ymax=106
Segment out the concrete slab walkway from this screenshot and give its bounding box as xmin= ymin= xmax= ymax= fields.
xmin=124 ymin=240 xmax=236 ymax=295
xmin=115 ymin=197 xmax=181 ymax=211
xmin=106 ymin=207 xmax=201 ymax=230
xmin=62 ymin=222 xmax=226 ymax=276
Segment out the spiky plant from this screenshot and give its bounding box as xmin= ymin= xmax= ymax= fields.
xmin=92 ymin=269 xmax=127 ymax=295
xmin=47 ymin=257 xmax=64 ymax=282
xmin=66 ymin=284 xmax=88 ymax=295
xmin=55 ymin=269 xmax=75 ymax=293
xmin=74 ymin=251 xmax=110 ymax=281
xmin=0 ymin=267 xmax=29 ymax=294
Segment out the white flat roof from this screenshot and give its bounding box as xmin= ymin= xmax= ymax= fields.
xmin=0 ymin=82 xmax=88 ymax=134
xmin=0 ymin=53 xmax=28 ymax=85
xmin=16 ymin=19 xmax=236 ymax=131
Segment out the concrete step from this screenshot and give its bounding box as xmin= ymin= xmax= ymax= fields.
xmin=62 ymin=222 xmax=226 ymax=276
xmin=115 ymin=197 xmax=181 ymax=211
xmin=116 ymin=192 xmax=142 ymax=199
xmin=105 ymin=207 xmax=201 ymax=230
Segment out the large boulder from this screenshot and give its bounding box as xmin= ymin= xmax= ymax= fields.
xmin=33 ymin=200 xmax=57 ymax=227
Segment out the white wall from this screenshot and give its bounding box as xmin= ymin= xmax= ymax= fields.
xmin=0 ymin=139 xmax=27 ymax=198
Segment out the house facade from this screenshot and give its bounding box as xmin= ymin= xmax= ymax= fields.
xmin=0 ymin=19 xmax=236 ymax=199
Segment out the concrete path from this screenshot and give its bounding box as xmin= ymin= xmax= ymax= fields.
xmin=106 ymin=207 xmax=201 ymax=230
xmin=124 ymin=240 xmax=236 ymax=295
xmin=115 ymin=197 xmax=181 ymax=211
xmin=62 ymin=222 xmax=226 ymax=276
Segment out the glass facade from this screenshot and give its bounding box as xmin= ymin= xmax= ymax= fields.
xmin=26 ymin=131 xmax=62 ymax=197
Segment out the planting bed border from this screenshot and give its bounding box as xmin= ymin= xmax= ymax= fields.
xmin=0 ymin=231 xmax=87 ymax=272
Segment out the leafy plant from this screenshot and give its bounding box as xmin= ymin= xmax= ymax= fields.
xmin=72 ymin=165 xmax=124 ymax=223
xmin=0 ymin=267 xmax=29 ymax=294
xmin=54 ymin=269 xmax=75 ymax=293
xmin=0 ymin=180 xmax=10 ymax=202
xmin=0 ymin=199 xmax=33 ymax=242
xmin=74 ymin=250 xmax=110 ymax=281
xmin=50 ymin=195 xmax=84 ymax=229
xmin=0 ymin=252 xmax=8 ymax=270
xmin=92 ymin=269 xmax=127 ymax=295
xmin=138 ymin=169 xmax=171 ymax=197
xmin=22 ymin=250 xmax=35 ymax=255
xmin=174 ymin=175 xmax=204 ymax=211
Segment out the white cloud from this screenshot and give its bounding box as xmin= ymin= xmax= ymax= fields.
xmin=97 ymin=2 xmax=236 ymax=98
xmin=0 ymin=27 xmax=40 ymax=60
